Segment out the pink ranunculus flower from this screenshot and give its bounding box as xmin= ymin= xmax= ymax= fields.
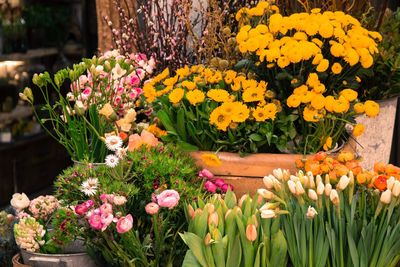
xmin=116 ymin=214 xmax=133 ymax=234
xmin=133 ymin=87 xmax=143 ymax=95
xmin=198 ymin=169 xmax=214 ymax=180
xmin=85 ymin=200 xmax=94 ymax=208
xmin=75 ymin=204 xmax=88 ymax=215
xmin=145 ymin=203 xmax=159 ymax=215
xmin=100 ymin=194 xmax=107 ymax=203
xmin=221 ymin=183 xmax=234 ymax=193
xmin=88 ymin=214 xmax=103 ymax=230
xmin=215 ymin=178 xmax=225 ymax=188
xmin=129 ymin=91 xmax=139 ymax=100
xmin=100 ymin=213 xmax=114 ymax=231
xmin=205 ymin=181 xmax=217 ymax=193
xmin=100 ymin=203 xmax=113 ymax=215
xmin=130 ymin=75 xmax=141 ymax=86
xmin=157 ymin=190 xmax=180 ymax=209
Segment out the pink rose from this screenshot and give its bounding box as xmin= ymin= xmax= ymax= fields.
xmin=100 ymin=213 xmax=114 ymax=231
xmin=89 ymin=214 xmax=103 ymax=230
xmin=221 ymin=184 xmax=234 ymax=193
xmin=145 ymin=203 xmax=159 ymax=215
xmin=157 ymin=190 xmax=180 ymax=209
xmin=130 ymin=75 xmax=141 ymax=86
xmin=75 ymin=204 xmax=88 ymax=215
xmin=85 ymin=200 xmax=94 ymax=208
xmin=205 ymin=181 xmax=217 ymax=193
xmin=116 ymin=214 xmax=133 ymax=234
xmin=100 ymin=203 xmax=113 ymax=215
xmin=100 ymin=194 xmax=107 ymax=203
xmin=116 ymin=87 xmax=124 ymax=95
xmin=129 ymin=91 xmax=139 ymax=100
xmin=133 ymin=87 xmax=143 ymax=95
xmin=198 ymin=169 xmax=214 ymax=180
xmin=215 ymin=178 xmax=225 ymax=188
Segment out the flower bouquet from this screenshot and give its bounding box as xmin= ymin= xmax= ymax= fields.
xmin=20 ymin=50 xmax=155 ymax=162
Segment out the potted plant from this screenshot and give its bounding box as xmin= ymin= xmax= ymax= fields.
xmin=19 ymin=50 xmax=156 ymax=163
xmin=143 ymin=2 xmax=381 ymax=196
xmin=9 ymin=193 xmax=97 ymax=266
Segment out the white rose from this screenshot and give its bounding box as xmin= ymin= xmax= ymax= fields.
xmin=10 ymin=193 xmax=30 ymax=211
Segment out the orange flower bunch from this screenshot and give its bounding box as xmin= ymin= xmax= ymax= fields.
xmin=296 ymin=151 xmax=362 ymax=183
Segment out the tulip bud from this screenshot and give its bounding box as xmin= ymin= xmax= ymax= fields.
xmin=257 ymin=189 xmax=275 ymax=200
xmin=204 ymin=203 xmax=215 ymax=215
xmin=316 ymin=181 xmax=325 ymax=195
xmin=260 ymin=209 xmax=276 ymax=219
xmin=246 ymin=224 xmax=257 ymax=242
xmin=348 ymin=171 xmax=355 ymax=185
xmin=290 ymin=175 xmax=299 ymax=182
xmin=263 ymin=175 xmax=274 ymax=189
xmin=387 ymin=177 xmax=395 ymax=190
xmin=187 ymin=204 xmax=194 ymax=219
xmin=380 ymin=189 xmax=392 ymax=204
xmin=204 ymin=233 xmax=213 ymax=245
xmin=330 ymin=189 xmax=340 ymax=206
xmin=316 ymin=175 xmax=322 ymax=186
xmin=74 ymin=100 xmax=86 ymax=116
xmin=337 ymin=175 xmax=350 ymax=191
xmin=238 ymin=194 xmax=249 ymax=208
xmin=273 ymin=168 xmax=284 ymax=180
xmin=193 ymin=208 xmax=203 ymax=220
xmin=287 ymin=180 xmax=297 ymax=195
xmin=308 ymin=189 xmax=318 ymax=201
xmin=306 ymin=206 xmax=318 ymax=219
xmin=296 ymin=181 xmax=305 ymax=195
xmin=208 ymin=212 xmax=219 ymax=227
xmin=325 ymin=174 xmax=331 ymax=184
xmin=325 ymin=183 xmax=332 ymax=196
xmin=392 ymin=181 xmax=400 ymax=197
xmin=308 ymin=172 xmax=316 ymax=189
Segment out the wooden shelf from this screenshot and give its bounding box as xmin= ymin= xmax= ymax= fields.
xmin=0 ymin=47 xmax=58 ymax=61
xmin=0 ymin=105 xmax=33 ymax=124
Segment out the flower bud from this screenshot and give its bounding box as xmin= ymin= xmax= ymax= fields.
xmin=392 ymin=181 xmax=400 ymax=197
xmin=204 ymin=233 xmax=213 ymax=245
xmin=273 ymin=168 xmax=284 ymax=180
xmin=260 ymin=209 xmax=276 ymax=219
xmin=316 ymin=181 xmax=325 ymax=195
xmin=246 ymin=224 xmax=257 ymax=242
xmin=263 ymin=175 xmax=274 ymax=189
xmin=208 ymin=212 xmax=219 ymax=227
xmin=380 ymin=189 xmax=392 ymax=204
xmin=306 ymin=206 xmax=318 ymax=219
xmin=308 ymin=189 xmax=318 ymax=201
xmin=316 ymin=175 xmax=322 ymax=186
xmin=287 ymin=180 xmax=297 ymax=195
xmin=387 ymin=177 xmax=395 ymax=190
xmin=257 ymin=189 xmax=274 ymax=200
xmin=238 ymin=194 xmax=249 ymax=208
xmin=74 ymin=100 xmax=86 ymax=116
xmin=325 ymin=183 xmax=332 ymax=196
xmin=330 ymin=189 xmax=340 ymax=206
xmin=308 ymin=172 xmax=316 ymax=189
xmin=187 ymin=204 xmax=195 ymax=219
xmin=192 ymin=208 xmax=203 ymax=220
xmin=337 ymin=175 xmax=350 ymax=191
xmin=296 ymin=181 xmax=305 ymax=195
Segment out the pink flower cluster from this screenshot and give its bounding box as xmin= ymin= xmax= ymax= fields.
xmin=75 ymin=193 xmax=132 ymax=234
xmin=145 ymin=189 xmax=180 ymax=215
xmin=199 ymin=169 xmax=234 ymax=193
xmin=28 ymin=195 xmax=59 ymax=220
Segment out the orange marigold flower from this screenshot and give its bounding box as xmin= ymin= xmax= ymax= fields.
xmin=313 ymin=151 xmax=327 ymax=162
xmin=373 ymin=175 xmax=388 ymax=191
xmin=374 ymin=162 xmax=386 ymax=174
xmin=305 ymin=160 xmax=321 ymax=176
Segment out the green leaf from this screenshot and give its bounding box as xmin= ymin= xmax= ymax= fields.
xmin=180 ymin=232 xmax=208 ymax=267
xmin=157 ymin=110 xmax=177 ymax=134
xmin=249 ymin=133 xmax=264 ymax=142
xmin=347 ymin=227 xmax=359 ymax=267
xmin=177 ymin=141 xmax=199 ymax=151
xmin=226 ymin=234 xmax=242 ymax=267
xmin=269 ymin=230 xmax=288 ymax=267
xmin=177 ymin=108 xmax=188 ymax=140
xmin=182 ymin=250 xmax=203 ymax=267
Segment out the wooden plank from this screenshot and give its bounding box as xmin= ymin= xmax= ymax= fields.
xmin=0 ymin=48 xmax=58 ymax=61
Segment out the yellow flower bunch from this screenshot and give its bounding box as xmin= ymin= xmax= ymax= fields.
xmin=236 ymin=3 xmax=381 ymax=70
xmin=145 ymin=65 xmax=280 ymax=132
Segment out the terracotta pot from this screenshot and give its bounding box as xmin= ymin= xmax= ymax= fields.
xmin=191 ymin=152 xmax=302 ymax=197
xmin=12 ymin=254 xmax=31 ymax=267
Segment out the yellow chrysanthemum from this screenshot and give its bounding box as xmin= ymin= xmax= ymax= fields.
xmin=354 ymin=103 xmax=364 ymax=114
xmin=143 ymin=83 xmax=157 ymax=103
xmin=209 ymin=107 xmax=232 ymax=131
xmin=316 ymin=59 xmax=329 ymax=72
xmin=319 ymin=22 xmax=334 ymax=38
xmin=147 ymin=124 xmax=167 ymax=138
xmin=186 ymin=89 xmax=205 ymax=105
xmin=331 ymin=62 xmax=343 ymax=74
xmin=287 ymin=94 xmax=301 ymax=108
xmin=252 ymin=106 xmax=269 ymax=122
xmin=340 ymin=89 xmax=358 ymax=102
xmin=224 ymin=70 xmax=237 ymax=84
xmin=277 ymin=56 xmax=290 ymax=68
xmin=207 ymin=89 xmax=231 ymax=102
xmin=311 ymin=94 xmax=325 ymax=109
xmin=303 ymin=106 xmax=321 ymax=122
xmin=333 ymin=96 xmax=350 ymax=113
xmin=168 ymin=88 xmax=185 ymax=104
xmin=353 ymin=124 xmax=365 ymax=137
xmin=364 ymin=100 xmax=379 ymax=117
xmin=323 ymin=136 xmax=333 ymax=151
xmin=201 ymin=153 xmax=222 ymax=167
xmin=242 ymin=87 xmax=265 ymax=102
xmin=163 ymin=76 xmax=179 ymax=86
xmin=231 ymin=102 xmax=250 ymax=122
xmin=181 ymin=80 xmax=196 ymax=90
xmin=324 ymin=95 xmax=335 ymax=112
xmin=330 ymin=42 xmax=345 ymax=57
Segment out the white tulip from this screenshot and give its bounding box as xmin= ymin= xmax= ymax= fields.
xmin=325 ymin=183 xmax=332 ymax=196
xmin=317 ymin=181 xmax=325 ymax=195
xmin=392 ymin=181 xmax=400 ymax=197
xmin=307 ymin=172 xmax=316 ymax=189
xmin=273 ymin=179 xmax=282 ymax=191
xmin=316 ymin=175 xmax=322 ymax=186
xmin=263 ymin=176 xmax=274 ymax=189
xmin=273 ymin=169 xmax=283 ymax=180
xmin=330 ymin=189 xmax=340 ymax=206
xmin=308 ymin=189 xmax=318 ymax=201
xmin=296 ymin=181 xmax=305 ymax=195
xmin=260 ymin=209 xmax=276 ymax=219
xmin=287 ymin=180 xmax=297 ymax=195
xmin=380 ymin=189 xmax=392 ymax=204
xmin=290 ymin=175 xmax=299 ymax=182
xmin=387 ymin=177 xmax=395 ymax=190
xmin=348 ymin=171 xmax=355 ymax=185
xmin=257 ymin=189 xmax=274 ymax=200
xmin=306 ymin=206 xmax=318 ymax=219
xmin=337 ymin=175 xmax=350 ymax=191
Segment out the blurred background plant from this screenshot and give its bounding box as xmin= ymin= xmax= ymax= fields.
xmin=0 ymin=210 xmax=16 ymax=267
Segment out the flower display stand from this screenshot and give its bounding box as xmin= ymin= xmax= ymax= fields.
xmin=191 ymin=152 xmax=301 ymax=197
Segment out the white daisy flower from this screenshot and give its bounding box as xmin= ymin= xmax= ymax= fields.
xmin=115 ymin=147 xmax=128 ymax=159
xmin=105 ymin=154 xmax=120 ymax=168
xmin=80 ymin=178 xmax=99 ymax=196
xmin=105 ymin=135 xmax=123 ymax=151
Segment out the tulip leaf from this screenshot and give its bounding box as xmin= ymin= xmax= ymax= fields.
xmin=157 ymin=110 xmax=177 ymax=134
xmin=269 ymin=230 xmax=288 ymax=267
xmin=182 ymin=250 xmax=202 ymax=267
xmin=226 ymin=234 xmax=242 ymax=267
xmin=224 ymin=189 xmax=237 ymax=209
xmin=177 ymin=108 xmax=188 ymax=140
xmin=177 ymin=140 xmax=199 ymax=152
xmin=347 ymin=228 xmax=359 ymax=267
xmin=180 ymin=232 xmax=208 ymax=267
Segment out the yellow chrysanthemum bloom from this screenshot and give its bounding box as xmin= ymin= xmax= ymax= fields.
xmin=264 ymin=103 xmax=278 ymax=120
xmin=294 ymin=85 xmax=309 ymax=95
xmin=331 ymin=62 xmax=343 ymax=74
xmin=311 ymin=94 xmax=325 ymax=109
xmin=210 ymin=107 xmax=232 ymax=131
xmin=330 ymin=42 xmax=345 ymax=57
xmin=224 ymin=70 xmax=237 ymax=84
xmin=201 ymin=153 xmax=221 ymax=167
xmin=324 ymin=95 xmax=336 ymax=112
xmin=303 ymin=106 xmax=321 ymax=122
xmin=301 ymin=91 xmax=315 ymax=104
xmin=354 ymin=103 xmax=365 ymax=114
xmin=287 ymin=94 xmax=301 ymax=108
xmin=340 ymin=89 xmax=358 ymax=102
xmin=231 ymin=102 xmax=250 ymax=122
xmin=186 ymin=89 xmax=205 ymax=105
xmin=242 ymin=87 xmax=265 ymax=102
xmin=181 ymin=80 xmax=196 ymax=90
xmin=353 ymin=124 xmax=365 ymax=137
xmin=163 ymin=76 xmax=179 ymax=86
xmin=313 ymin=83 xmax=326 ymax=94
xmin=316 ymin=59 xmax=329 ymax=72
xmin=323 ymin=136 xmax=333 ymax=151
xmin=176 ymin=66 xmax=191 ymax=78
xmin=319 ymin=22 xmax=334 ymax=38
xmin=252 ymin=106 xmax=269 ymax=122
xmin=207 ymin=89 xmax=231 ymax=102
xmin=168 ymin=88 xmax=185 ymax=104
xmin=364 ymin=100 xmax=380 ymax=117
xmin=147 ymin=124 xmax=167 ymax=138
xmin=277 ymin=56 xmax=290 ymax=68
xmin=333 ymin=96 xmax=350 ymax=113
xmin=306 ymin=73 xmax=320 ymax=88
xmin=143 ymin=83 xmax=157 ymax=103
